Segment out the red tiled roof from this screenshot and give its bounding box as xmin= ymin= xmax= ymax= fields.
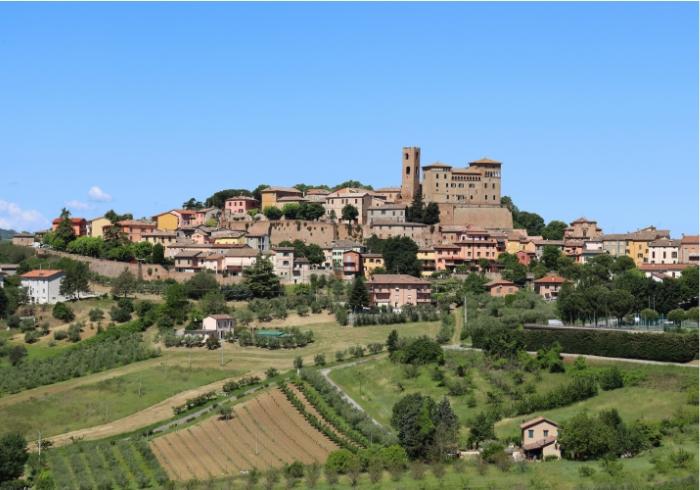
xmin=368 ymin=274 xmax=430 ymax=285
xmin=52 ymin=218 xmax=86 ymax=225
xmin=20 ymin=269 xmax=64 ymax=279
xmin=520 ymin=416 xmax=559 ymax=430
xmin=639 ymin=263 xmax=694 ymax=272
xmin=523 ymin=435 xmax=557 ymax=451
xmin=534 ymin=275 xmax=566 ymax=284
xmin=469 ymin=157 xmax=501 ymax=165
xmin=486 ymin=279 xmax=517 ymax=288
xmin=681 ymin=235 xmax=699 ymax=245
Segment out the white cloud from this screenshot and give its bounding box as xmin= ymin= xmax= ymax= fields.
xmin=65 ymin=200 xmax=93 ymax=211
xmin=0 ymin=200 xmax=49 ymax=232
xmin=88 ymin=186 xmax=112 ymax=202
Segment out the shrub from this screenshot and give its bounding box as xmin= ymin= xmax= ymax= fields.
xmin=265 ymin=367 xmax=278 ymax=379
xmin=110 ymin=306 xmax=132 ymax=323
xmin=24 ymin=330 xmax=39 ymax=344
xmin=52 ymin=302 xmax=75 ymax=322
xmin=335 ymin=307 xmax=348 ymax=326
xmin=313 ymin=354 xmax=326 ymax=367
xmin=53 ymin=330 xmax=68 ymax=341
xmin=67 ymin=323 xmax=82 ymax=342
xmin=393 ymin=336 xmax=444 ymax=365
xmin=578 ymin=465 xmax=596 ymax=477
xmin=597 ymin=366 xmax=624 ymax=391
xmin=520 ymin=327 xmax=698 ymax=363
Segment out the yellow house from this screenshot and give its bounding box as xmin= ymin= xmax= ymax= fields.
xmin=213 ymin=236 xmax=246 ymax=245
xmin=89 ymin=216 xmax=112 ymax=238
xmin=362 ymin=253 xmax=385 ymax=278
xmin=506 ymin=239 xmax=524 ymax=255
xmin=417 ymin=248 xmax=436 ymax=277
xmin=626 ymin=239 xmax=649 ymax=267
xmin=153 ymin=211 xmax=179 ymax=231
xmin=260 ymin=187 xmax=303 ymax=210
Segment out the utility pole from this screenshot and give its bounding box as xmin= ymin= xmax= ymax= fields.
xmin=220 ymin=342 xmax=224 ymax=367
xmin=37 ymin=431 xmax=42 ymax=466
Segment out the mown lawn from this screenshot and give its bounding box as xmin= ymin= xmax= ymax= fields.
xmin=0 ymin=364 xmax=243 ymax=438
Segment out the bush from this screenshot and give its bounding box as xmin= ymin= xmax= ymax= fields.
xmin=24 ymin=331 xmax=39 ymax=344
xmin=597 ymin=367 xmax=624 ymax=391
xmin=313 ymin=354 xmax=326 ymax=367
xmin=515 ymin=373 xmax=598 ymax=415
xmin=110 ymin=306 xmax=132 ymax=323
xmin=52 ymin=302 xmax=75 ymax=322
xmin=392 ymin=336 xmax=444 ymax=365
xmin=335 ymin=307 xmax=348 ymax=326
xmin=53 ymin=330 xmax=68 ymax=341
xmin=578 ymin=465 xmax=596 ymax=477
xmin=520 ymin=327 xmax=698 ymax=363
xmin=88 ymin=308 xmax=104 ymax=322
xmin=67 ymin=323 xmax=82 ymax=342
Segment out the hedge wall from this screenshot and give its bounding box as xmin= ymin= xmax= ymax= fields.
xmin=520 ymin=327 xmax=698 ymax=363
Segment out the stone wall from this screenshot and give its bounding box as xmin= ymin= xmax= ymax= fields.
xmin=270 ymin=220 xmax=338 ymax=246
xmin=42 ymin=250 xmax=241 ymax=284
xmin=439 ymin=204 xmax=513 ymax=229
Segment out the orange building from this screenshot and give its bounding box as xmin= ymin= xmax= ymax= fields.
xmin=51 ymin=217 xmax=88 ymax=237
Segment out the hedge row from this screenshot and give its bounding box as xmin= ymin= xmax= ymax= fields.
xmin=515 ymin=372 xmax=598 ymax=415
xmin=520 ymin=327 xmax=698 ymax=363
xmin=278 ymin=382 xmax=357 ymax=452
xmin=292 ymin=380 xmax=369 ymax=447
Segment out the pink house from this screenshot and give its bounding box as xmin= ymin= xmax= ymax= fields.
xmin=225 ymin=196 xmax=259 ymax=215
xmin=533 ymin=275 xmax=567 ymax=300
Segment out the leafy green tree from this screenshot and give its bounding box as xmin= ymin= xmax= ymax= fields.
xmin=383 ymin=236 xmax=421 ymax=277
xmin=348 ymin=276 xmax=369 ymax=311
xmin=0 ymin=432 xmax=28 ymax=483
xmin=243 ymin=256 xmax=282 ymax=298
xmin=640 ymin=308 xmax=659 ymax=323
xmin=467 ymin=411 xmax=495 ymax=449
xmin=52 ymin=208 xmax=76 ymax=250
xmin=541 ymin=246 xmax=562 ymax=270
xmin=111 ymin=269 xmax=137 ymax=298
xmin=431 ymin=397 xmax=459 ymax=461
xmin=8 ymin=345 xmax=27 ymax=366
xmin=298 ymin=202 xmax=326 ymax=221
xmin=151 ymin=243 xmax=165 ymax=264
xmin=667 ymin=308 xmax=686 ymax=325
xmin=52 ymin=302 xmax=75 ymax=322
xmin=341 ymin=204 xmax=359 ymax=222
xmin=390 ymin=393 xmax=436 ymax=460
xmin=407 ymin=191 xmax=424 ymax=223
xmin=200 ymin=291 xmax=228 ymax=315
xmin=164 ymin=283 xmax=189 ymax=323
xmin=387 ymin=329 xmax=399 ymax=353
xmin=333 ymin=180 xmax=373 ymax=191
xmin=182 ymin=197 xmax=204 ymax=210
xmin=66 ymin=236 xmax=104 ymax=257
xmin=204 ymin=188 xmax=252 ymax=209
xmin=0 ymin=288 xmax=7 ymax=319
xmin=606 ymin=289 xmax=634 ymax=324
xmin=184 ymin=271 xmax=219 ymax=299
xmin=281 ymin=203 xmax=300 ymax=219
xmin=423 ymin=202 xmax=440 ymax=225
xmin=542 ymin=220 xmax=568 ymax=240
xmin=263 ymin=206 xmax=282 ymax=220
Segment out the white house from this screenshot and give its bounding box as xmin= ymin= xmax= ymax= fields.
xmin=20 ymin=269 xmax=66 ymax=304
xmin=202 ymin=314 xmax=234 ymax=339
xmin=648 ymin=238 xmax=680 ymax=265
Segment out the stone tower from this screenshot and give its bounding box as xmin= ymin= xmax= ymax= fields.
xmin=400 ymin=146 xmax=421 ymax=202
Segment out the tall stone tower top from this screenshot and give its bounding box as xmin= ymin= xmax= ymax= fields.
xmin=400 ymin=146 xmax=421 ymax=202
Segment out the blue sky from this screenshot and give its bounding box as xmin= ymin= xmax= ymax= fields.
xmin=0 ymin=2 xmax=697 ymax=235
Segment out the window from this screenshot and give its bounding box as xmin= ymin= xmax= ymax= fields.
xmin=406 ymin=166 xmax=411 ymax=175
xmin=405 ymin=153 xmax=409 ymax=160
xmin=528 ymin=429 xmax=534 ymax=438
xmin=543 ymin=430 xmax=549 ymax=437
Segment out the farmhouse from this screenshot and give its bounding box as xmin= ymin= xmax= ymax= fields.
xmin=485 ymin=279 xmax=519 ymax=297
xmin=20 ymin=269 xmax=66 ymax=304
xmin=521 ymin=417 xmax=561 ymax=460
xmin=533 ymin=275 xmax=567 ymax=300
xmin=367 ymin=274 xmax=432 ymax=309
xmin=201 ymin=314 xmax=234 ymax=339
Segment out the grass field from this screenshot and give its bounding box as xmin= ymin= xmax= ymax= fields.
xmin=330 ymin=350 xmax=699 ymax=442
xmin=0 ymin=364 xmax=243 ymax=438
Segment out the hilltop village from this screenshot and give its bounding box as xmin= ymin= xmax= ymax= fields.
xmin=9 ymin=147 xmax=698 ymax=307
xmin=0 ymin=147 xmax=698 ymax=490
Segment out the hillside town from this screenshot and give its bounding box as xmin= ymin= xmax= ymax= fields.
xmin=8 ymin=147 xmax=698 ymax=309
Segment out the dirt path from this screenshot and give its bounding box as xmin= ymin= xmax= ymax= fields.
xmin=320 ymin=357 xmax=386 ymax=428
xmin=47 ymin=370 xmax=266 ymax=447
xmin=442 ymin=345 xmax=699 ymax=368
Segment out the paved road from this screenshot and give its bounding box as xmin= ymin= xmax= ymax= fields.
xmin=320 ymin=357 xmax=385 ymax=428
xmin=443 ymin=344 xmax=699 ymax=368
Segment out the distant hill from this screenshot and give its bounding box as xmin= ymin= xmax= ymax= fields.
xmin=0 ymin=229 xmax=17 ymax=240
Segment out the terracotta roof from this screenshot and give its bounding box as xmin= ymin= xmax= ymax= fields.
xmin=452 ymin=167 xmax=482 ymax=174
xmin=175 ymin=251 xmax=201 ymax=259
xmin=207 ymin=314 xmax=233 ymax=320
xmin=520 ymin=416 xmax=559 ymax=430
xmin=272 ymin=246 xmax=295 ymax=252
xmin=20 ymin=269 xmax=64 ymax=279
xmin=639 ymin=263 xmax=694 ymax=272
xmin=681 ymin=235 xmax=699 ymax=245
xmin=12 ymin=233 xmax=34 ymax=238
xmin=368 ymin=274 xmax=430 ymax=285
xmin=277 ymin=196 xmax=308 ymax=202
xmin=246 ymin=222 xmax=270 ymax=237
xmin=362 ymin=253 xmax=383 ymax=259
xmin=143 ymin=230 xmax=177 ymax=237
xmin=441 ymin=225 xmax=468 ymax=233
xmin=434 ymin=244 xmax=460 ymax=249
xmin=305 ymin=188 xmax=331 ymax=195
xmin=534 ymin=275 xmax=566 ymax=284
xmin=261 ymin=186 xmax=303 ymax=194
xmin=571 ymin=217 xmax=596 ymax=224
xmin=225 ymin=195 xmax=258 ymax=202
xmin=522 ymin=436 xmax=557 ymax=451
xmin=485 ymin=279 xmax=517 ymax=288
xmin=375 ymin=187 xmax=401 ymax=192
xmin=649 ymin=238 xmax=680 ymax=247
xmin=174 ymin=209 xmax=197 ymax=215
xmin=223 ymin=247 xmax=260 ymax=257
xmin=469 ymin=157 xmax=502 ymax=165
xmin=118 ymin=220 xmax=155 ymax=227
xmin=52 ymin=217 xmax=86 ymax=224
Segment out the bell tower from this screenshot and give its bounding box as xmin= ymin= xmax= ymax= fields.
xmin=400 ymin=146 xmax=421 ymax=202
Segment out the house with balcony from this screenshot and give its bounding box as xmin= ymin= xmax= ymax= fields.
xmin=533 ymin=275 xmax=567 ymax=300
xmin=367 ymin=274 xmax=432 ymax=309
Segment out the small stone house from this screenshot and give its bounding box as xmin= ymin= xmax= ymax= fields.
xmin=521 ymin=417 xmax=561 ymax=460
xmin=202 ymin=314 xmax=234 ymax=340
xmin=485 ymin=279 xmax=519 ymax=297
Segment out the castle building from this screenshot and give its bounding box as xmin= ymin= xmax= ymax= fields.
xmin=400 ymin=147 xmax=421 ymax=202
xmin=422 ymin=157 xmax=502 ymax=205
